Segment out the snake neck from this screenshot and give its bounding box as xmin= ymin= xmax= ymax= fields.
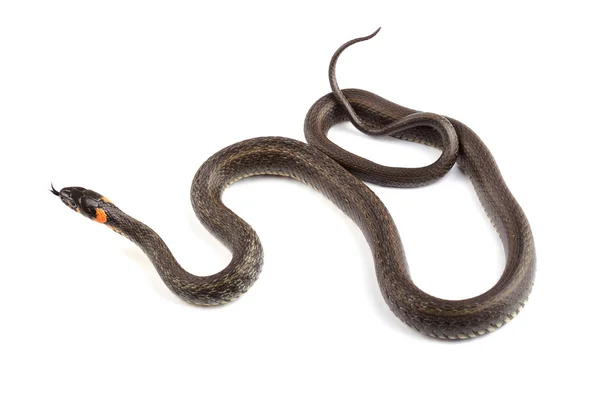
xmin=105 ymin=202 xmax=263 ymax=306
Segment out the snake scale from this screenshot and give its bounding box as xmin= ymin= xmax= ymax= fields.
xmin=54 ymin=29 xmax=535 ymax=339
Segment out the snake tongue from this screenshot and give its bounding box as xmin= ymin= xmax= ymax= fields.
xmin=50 ymin=183 xmax=60 ymax=196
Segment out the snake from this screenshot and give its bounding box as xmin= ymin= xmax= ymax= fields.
xmin=53 ymin=29 xmax=535 ymax=340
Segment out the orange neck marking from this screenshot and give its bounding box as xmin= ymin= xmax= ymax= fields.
xmin=94 ymin=208 xmax=107 ymax=223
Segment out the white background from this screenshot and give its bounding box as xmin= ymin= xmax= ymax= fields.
xmin=1 ymin=1 xmax=598 ymax=399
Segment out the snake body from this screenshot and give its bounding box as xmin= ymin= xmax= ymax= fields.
xmin=54 ymin=31 xmax=535 ymax=339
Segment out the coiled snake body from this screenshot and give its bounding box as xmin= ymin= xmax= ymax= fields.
xmin=54 ymin=30 xmax=535 ymax=339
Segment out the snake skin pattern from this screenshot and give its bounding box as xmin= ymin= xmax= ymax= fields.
xmin=305 ymin=89 xmax=535 ymax=339
xmin=55 ymin=31 xmax=535 ymax=339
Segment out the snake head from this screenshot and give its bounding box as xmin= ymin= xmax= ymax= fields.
xmin=51 ymin=184 xmax=112 ymax=223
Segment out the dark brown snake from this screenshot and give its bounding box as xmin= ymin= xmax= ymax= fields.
xmin=54 ymin=29 xmax=535 ymax=340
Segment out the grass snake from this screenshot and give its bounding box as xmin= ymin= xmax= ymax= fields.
xmin=53 ymin=29 xmax=535 ymax=340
